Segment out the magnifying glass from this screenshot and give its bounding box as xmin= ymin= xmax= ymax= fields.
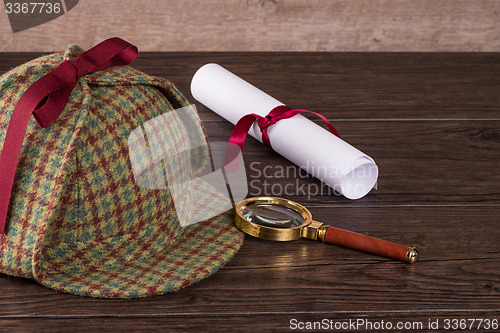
xmin=235 ymin=197 xmax=419 ymax=263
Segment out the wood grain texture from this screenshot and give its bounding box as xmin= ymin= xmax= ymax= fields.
xmin=0 ymin=52 xmax=499 ymax=331
xmin=1 ymin=0 xmax=500 ymax=52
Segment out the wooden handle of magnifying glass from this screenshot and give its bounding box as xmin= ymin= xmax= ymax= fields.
xmin=323 ymin=226 xmax=419 ymax=263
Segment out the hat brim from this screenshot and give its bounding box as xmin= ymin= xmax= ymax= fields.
xmin=32 ymin=210 xmax=243 ymax=298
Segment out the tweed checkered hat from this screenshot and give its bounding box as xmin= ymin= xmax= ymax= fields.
xmin=0 ymin=41 xmax=244 ymax=298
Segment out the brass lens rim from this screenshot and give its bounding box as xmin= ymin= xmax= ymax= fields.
xmin=234 ymin=196 xmax=313 ymax=241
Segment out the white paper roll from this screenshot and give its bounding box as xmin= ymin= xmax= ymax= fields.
xmin=191 ymin=63 xmax=378 ymax=199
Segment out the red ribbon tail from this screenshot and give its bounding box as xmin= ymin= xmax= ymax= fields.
xmin=224 ymin=114 xmax=261 ymax=172
xmin=293 ymin=109 xmax=341 ymax=139
xmin=33 ymin=87 xmax=73 ymax=128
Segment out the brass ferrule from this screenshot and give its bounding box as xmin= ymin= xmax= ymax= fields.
xmin=406 ymin=247 xmax=419 ymax=264
xmin=317 ymin=225 xmax=328 ymax=242
xmin=302 ymin=221 xmax=328 ymax=241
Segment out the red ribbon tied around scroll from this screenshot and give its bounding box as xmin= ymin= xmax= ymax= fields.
xmin=0 ymin=37 xmax=138 ymax=235
xmin=224 ymin=105 xmax=341 ymax=170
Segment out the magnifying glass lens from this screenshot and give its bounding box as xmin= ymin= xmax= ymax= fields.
xmin=242 ymin=204 xmax=305 ymax=229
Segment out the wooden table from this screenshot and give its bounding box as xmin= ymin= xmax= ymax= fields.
xmin=0 ymin=53 xmax=499 ymax=332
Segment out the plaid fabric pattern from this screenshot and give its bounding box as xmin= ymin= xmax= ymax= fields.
xmin=0 ymin=45 xmax=244 ymax=298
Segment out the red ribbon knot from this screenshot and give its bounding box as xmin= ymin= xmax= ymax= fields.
xmin=228 ymin=105 xmax=340 ymax=150
xmin=0 ymin=37 xmax=138 ymax=235
xmin=224 ymin=105 xmax=340 ymax=171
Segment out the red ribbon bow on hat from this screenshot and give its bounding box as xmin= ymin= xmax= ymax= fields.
xmin=0 ymin=37 xmax=138 ymax=235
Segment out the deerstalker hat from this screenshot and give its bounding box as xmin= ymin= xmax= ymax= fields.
xmin=0 ymin=38 xmax=244 ymax=298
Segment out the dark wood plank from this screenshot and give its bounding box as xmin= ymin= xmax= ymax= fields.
xmin=142 ymin=52 xmax=500 ymax=120
xmin=201 ymin=120 xmax=500 ymax=205
xmin=3 ymin=53 xmax=500 ymax=120
xmin=1 ymin=310 xmax=500 ymax=333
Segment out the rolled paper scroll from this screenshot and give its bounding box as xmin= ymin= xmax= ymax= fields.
xmin=190 ymin=63 xmax=378 ymax=199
